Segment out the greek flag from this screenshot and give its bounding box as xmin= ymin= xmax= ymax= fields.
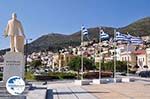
xmin=81 ymin=25 xmax=88 ymax=35
xmin=127 ymin=34 xmax=143 ymax=45
xmin=115 ymin=32 xmax=129 ymax=41
xmin=81 ymin=25 xmax=89 ymax=41
xmin=100 ymin=29 xmax=109 ymax=40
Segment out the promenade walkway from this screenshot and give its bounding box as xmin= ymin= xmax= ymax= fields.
xmin=26 ymin=84 xmax=47 ymax=99
xmin=47 ymin=82 xmax=97 ymax=99
xmin=27 ymin=77 xmax=150 ymax=99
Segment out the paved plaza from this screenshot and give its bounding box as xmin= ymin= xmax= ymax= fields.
xmin=27 ymin=78 xmax=150 ymax=99
xmin=83 ymin=81 xmax=150 ymax=99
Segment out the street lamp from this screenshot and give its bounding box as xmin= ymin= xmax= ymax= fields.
xmin=25 ymin=38 xmax=32 ymax=72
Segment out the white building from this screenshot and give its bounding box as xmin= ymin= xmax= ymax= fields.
xmin=146 ymin=48 xmax=150 ymax=69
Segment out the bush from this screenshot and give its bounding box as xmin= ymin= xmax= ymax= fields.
xmin=35 ymin=72 xmax=76 ymax=81
xmin=83 ymin=72 xmax=98 ymax=79
xmin=0 ymin=73 xmax=2 ymax=81
xmin=25 ymin=72 xmax=35 ymax=80
xmin=83 ymin=71 xmax=113 ymax=79
xmin=68 ymin=56 xmax=96 ymax=79
xmin=58 ymin=72 xmax=77 ymax=79
xmin=96 ymin=61 xmax=127 ymax=72
xmin=35 ymin=75 xmax=59 ymax=80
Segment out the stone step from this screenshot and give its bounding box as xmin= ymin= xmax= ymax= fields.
xmin=0 ymin=84 xmax=31 ymax=98
xmin=0 ymin=95 xmax=26 ymax=99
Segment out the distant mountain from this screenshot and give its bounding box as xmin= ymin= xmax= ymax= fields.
xmin=28 ymin=33 xmax=81 ymax=53
xmin=0 ymin=17 xmax=150 ymax=55
xmin=27 ymin=26 xmax=115 ymax=54
xmin=119 ymin=17 xmax=150 ymax=36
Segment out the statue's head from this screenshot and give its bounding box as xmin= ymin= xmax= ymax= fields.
xmin=12 ymin=13 xmax=17 ymax=19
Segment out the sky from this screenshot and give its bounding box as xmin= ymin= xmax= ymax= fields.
xmin=0 ymin=0 xmax=150 ymax=49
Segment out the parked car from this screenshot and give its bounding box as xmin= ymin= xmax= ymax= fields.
xmin=138 ymin=71 xmax=150 ymax=77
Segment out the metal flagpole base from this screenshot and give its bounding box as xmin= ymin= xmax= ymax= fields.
xmin=122 ymin=77 xmax=130 ymax=82
xmin=113 ymin=78 xmax=122 ymax=83
xmin=92 ymin=79 xmax=109 ymax=84
xmin=74 ymin=80 xmax=90 ymax=86
xmin=92 ymin=79 xmax=101 ymax=84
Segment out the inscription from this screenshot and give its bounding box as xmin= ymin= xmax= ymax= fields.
xmin=6 ymin=61 xmax=21 ymax=66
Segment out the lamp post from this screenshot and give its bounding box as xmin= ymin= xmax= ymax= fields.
xmin=25 ymin=38 xmax=32 ymax=72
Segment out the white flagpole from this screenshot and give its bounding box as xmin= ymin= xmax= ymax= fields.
xmin=81 ymin=27 xmax=84 ymax=80
xmin=126 ymin=32 xmax=129 ymax=76
xmin=99 ymin=27 xmax=102 ymax=80
xmin=114 ymin=29 xmax=116 ymax=81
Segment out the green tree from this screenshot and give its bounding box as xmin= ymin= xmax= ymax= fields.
xmin=30 ymin=60 xmax=42 ymax=69
xmin=68 ymin=56 xmax=96 ymax=79
xmin=96 ymin=61 xmax=127 ymax=72
xmin=116 ymin=61 xmax=127 ymax=72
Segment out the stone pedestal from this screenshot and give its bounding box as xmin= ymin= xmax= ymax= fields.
xmin=0 ymin=82 xmax=30 ymax=99
xmin=3 ymin=52 xmax=25 ymax=82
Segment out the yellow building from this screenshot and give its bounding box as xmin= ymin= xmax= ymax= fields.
xmin=52 ymin=53 xmax=75 ymax=68
xmin=120 ymin=51 xmax=137 ymax=66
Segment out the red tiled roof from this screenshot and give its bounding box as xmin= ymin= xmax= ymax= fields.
xmin=132 ymin=50 xmax=146 ymax=55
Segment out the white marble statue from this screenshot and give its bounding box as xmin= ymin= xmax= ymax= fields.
xmin=4 ymin=13 xmax=25 ymax=53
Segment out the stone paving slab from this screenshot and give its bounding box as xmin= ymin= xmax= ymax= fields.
xmin=83 ymin=82 xmax=150 ymax=99
xmin=52 ymin=87 xmax=97 ymax=99
xmin=26 ymin=84 xmax=47 ymax=99
xmin=70 ymin=87 xmax=97 ymax=99
xmin=48 ymin=83 xmax=97 ymax=99
xmin=27 ymin=89 xmax=46 ymax=99
xmin=53 ymin=87 xmax=77 ymax=99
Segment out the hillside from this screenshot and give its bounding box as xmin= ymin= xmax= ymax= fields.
xmin=28 ymin=33 xmax=80 ymax=53
xmin=119 ymin=17 xmax=150 ymax=36
xmin=27 ymin=26 xmax=115 ymax=54
xmin=0 ymin=17 xmax=150 ymax=55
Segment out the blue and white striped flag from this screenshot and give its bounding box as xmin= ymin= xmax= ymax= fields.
xmin=81 ymin=25 xmax=89 ymax=41
xmin=81 ymin=25 xmax=88 ymax=35
xmin=100 ymin=29 xmax=109 ymax=40
xmin=115 ymin=32 xmax=129 ymax=41
xmin=127 ymin=34 xmax=143 ymax=45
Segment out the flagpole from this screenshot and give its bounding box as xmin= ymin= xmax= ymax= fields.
xmin=99 ymin=27 xmax=102 ymax=80
xmin=126 ymin=32 xmax=129 ymax=77
xmin=81 ymin=27 xmax=84 ymax=80
xmin=114 ymin=29 xmax=116 ymax=81
xmin=127 ymin=43 xmax=129 ymax=76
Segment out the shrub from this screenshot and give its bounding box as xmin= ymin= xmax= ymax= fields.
xmin=35 ymin=75 xmax=59 ymax=80
xmin=35 ymin=72 xmax=76 ymax=81
xmin=83 ymin=71 xmax=113 ymax=79
xmin=68 ymin=56 xmax=96 ymax=79
xmin=25 ymin=72 xmax=35 ymax=80
xmin=96 ymin=61 xmax=127 ymax=72
xmin=0 ymin=73 xmax=2 ymax=81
